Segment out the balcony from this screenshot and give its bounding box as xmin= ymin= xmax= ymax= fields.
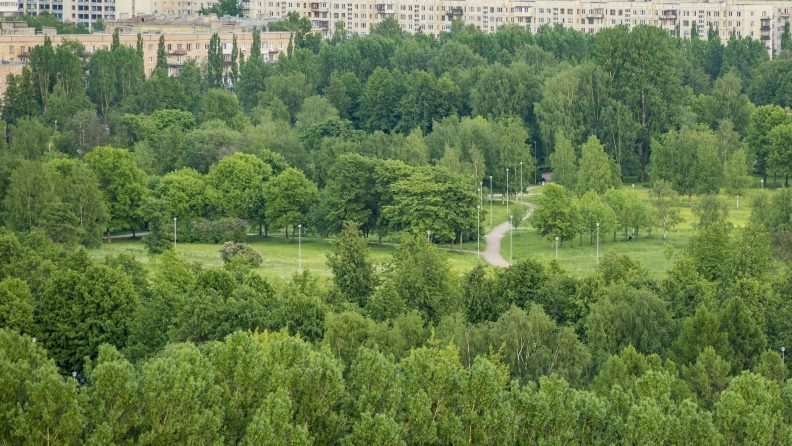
xmin=761 ymin=25 xmax=771 ymax=31
xmin=17 ymin=51 xmax=29 ymax=59
xmin=168 ymin=49 xmax=187 ymax=56
xmin=375 ymin=3 xmax=394 ymax=13
xmin=761 ymin=34 xmax=771 ymax=40
xmin=446 ymin=6 xmax=462 ymax=16
xmin=309 ymin=3 xmax=327 ymax=12
xmin=586 ymin=10 xmax=604 ymax=19
xmin=660 ymin=10 xmax=677 ymax=20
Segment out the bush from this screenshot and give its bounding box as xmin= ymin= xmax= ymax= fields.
xmin=180 ymin=218 xmax=247 ymax=243
xmin=219 ymin=242 xmax=263 ymax=267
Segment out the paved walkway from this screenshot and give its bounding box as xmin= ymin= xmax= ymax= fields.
xmin=481 ymin=186 xmax=541 ymax=267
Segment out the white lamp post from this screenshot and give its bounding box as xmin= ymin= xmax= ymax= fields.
xmin=520 ymin=162 xmax=523 ymax=203
xmin=298 ymin=224 xmax=302 ymax=273
xmin=761 ymin=178 xmax=764 ymax=190
xmin=596 ymin=222 xmax=600 ymax=264
xmin=555 ymin=236 xmax=559 ymax=259
xmin=427 ymin=229 xmax=431 ymax=242
xmin=509 ymin=215 xmax=513 ymax=266
xmin=506 ymin=168 xmax=510 ymax=217
xmin=173 ymin=217 xmax=177 ymax=247
xmin=533 ymin=140 xmax=537 ymax=185
xmin=489 ymin=176 xmax=493 ymax=225
xmin=477 ymin=205 xmax=481 ymax=259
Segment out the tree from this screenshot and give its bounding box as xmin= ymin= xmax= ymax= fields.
xmin=87 ymin=49 xmax=116 ymax=117
xmin=356 ymin=67 xmax=398 ymax=132
xmin=0 ymin=278 xmax=34 ymax=334
xmin=85 ymin=146 xmax=149 ymax=242
xmin=576 ymin=135 xmax=617 ymax=196
xmin=262 ymin=168 xmax=317 ymax=240
xmin=50 ymin=158 xmax=109 ymax=248
xmin=1 ymin=161 xmax=60 ymax=234
xmin=390 ymin=235 xmax=453 ymax=324
xmin=649 ymin=179 xmax=683 ymax=244
xmin=37 ymin=264 xmax=138 ymax=372
xmin=724 ymin=148 xmax=752 ymax=209
xmin=206 ymin=33 xmax=225 ymax=90
xmin=327 ymin=222 xmax=377 ymax=306
xmin=28 ymin=36 xmax=56 ymax=111
xmin=156 ymin=168 xmax=207 ymax=221
xmin=651 ymin=125 xmax=722 ymax=203
xmin=205 ymin=152 xmax=272 ymax=219
xmin=530 ymin=183 xmax=577 ymax=244
xmin=548 ymin=132 xmax=577 ymax=190
xmin=10 ymin=117 xmax=52 ymax=161
xmin=768 ymin=123 xmax=792 ymax=187
xmin=137 ymin=32 xmax=144 ymax=58
xmin=156 ymin=34 xmax=167 ymax=69
xmin=381 ymin=166 xmax=477 ymax=246
xmin=137 ymin=343 xmax=224 ymax=444
xmin=577 ymin=190 xmax=617 ymax=245
xmin=747 ymin=105 xmax=790 ymax=183
xmin=198 ymin=0 xmax=244 ymax=16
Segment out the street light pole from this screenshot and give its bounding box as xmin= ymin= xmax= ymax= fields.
xmin=506 ymin=168 xmax=510 ymax=217
xmin=174 ymin=217 xmax=177 ymax=247
xmin=477 ymin=205 xmax=481 ymax=259
xmin=489 ymin=176 xmax=493 ymax=225
xmin=298 ymin=224 xmax=302 ymax=273
xmin=555 ymin=236 xmax=559 ymax=259
xmin=427 ymin=229 xmax=431 ymax=242
xmin=520 ymin=162 xmax=523 ymax=204
xmin=533 ymin=140 xmax=537 ymax=184
xmin=509 ymin=215 xmax=513 ymax=266
xmin=596 ymin=222 xmax=600 ymax=264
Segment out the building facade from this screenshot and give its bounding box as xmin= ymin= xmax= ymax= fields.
xmin=0 ymin=25 xmax=291 ymax=93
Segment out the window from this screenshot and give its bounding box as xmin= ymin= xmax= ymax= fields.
xmin=167 ymin=43 xmax=172 ymax=50
xmin=187 ymin=43 xmax=191 ymax=50
xmin=8 ymin=46 xmax=12 ymax=53
xmin=149 ymin=56 xmax=153 ymax=63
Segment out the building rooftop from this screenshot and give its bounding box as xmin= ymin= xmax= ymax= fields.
xmin=105 ymin=13 xmax=278 ymax=34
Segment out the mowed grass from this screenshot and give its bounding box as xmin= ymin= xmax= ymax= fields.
xmin=90 ymin=179 xmax=767 ymax=280
xmin=89 ymin=233 xmax=487 ymax=280
xmin=506 ymin=181 xmax=756 ymax=277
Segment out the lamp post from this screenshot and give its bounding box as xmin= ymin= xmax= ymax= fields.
xmin=632 ymin=184 xmax=635 ymax=197
xmin=761 ymin=178 xmax=764 ymax=190
xmin=555 ymin=236 xmax=559 ymax=259
xmin=596 ymin=222 xmax=600 ymax=264
xmin=173 ymin=217 xmax=177 ymax=247
xmin=506 ymin=168 xmax=510 ymax=217
xmin=298 ymin=224 xmax=302 ymax=273
xmin=54 ymin=120 xmax=57 ymax=132
xmin=489 ymin=176 xmax=493 ymax=225
xmin=509 ymin=215 xmax=513 ymax=266
xmin=427 ymin=230 xmax=431 ymax=242
xmin=477 ymin=205 xmax=481 ymax=259
xmin=533 ymin=140 xmax=537 ymax=184
xmin=520 ymin=161 xmax=523 ymax=203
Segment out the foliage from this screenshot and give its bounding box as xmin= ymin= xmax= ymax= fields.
xmin=219 ymin=242 xmax=263 ymax=267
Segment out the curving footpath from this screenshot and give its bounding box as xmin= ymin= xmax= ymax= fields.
xmin=481 ymin=186 xmax=541 ymax=267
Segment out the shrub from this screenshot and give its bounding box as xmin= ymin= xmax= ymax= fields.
xmin=219 ymin=242 xmax=263 ymax=267
xmin=181 ymin=218 xmax=247 ymax=243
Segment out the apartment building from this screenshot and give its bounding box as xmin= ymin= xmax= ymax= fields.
xmin=241 ymin=0 xmax=791 ymax=54
xmin=0 ymin=22 xmax=291 ymax=93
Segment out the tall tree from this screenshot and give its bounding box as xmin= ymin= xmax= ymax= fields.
xmin=84 ymin=146 xmax=149 ymax=242
xmin=747 ymin=105 xmax=791 ymax=183
xmin=356 ymin=67 xmax=398 ymax=133
xmin=156 ymin=34 xmax=168 ymax=69
xmin=649 ymin=179 xmax=683 ymax=244
xmin=724 ymin=148 xmax=752 ymax=209
xmin=327 ymin=222 xmax=377 ymax=306
xmin=261 ymin=168 xmax=317 ymax=240
xmin=550 ymin=133 xmax=578 ymax=190
xmin=576 ymin=135 xmax=617 ymax=196
xmin=530 ymin=182 xmax=578 ymax=245
xmin=136 ymin=32 xmax=144 ymax=58
xmin=206 ymin=33 xmax=225 ymax=90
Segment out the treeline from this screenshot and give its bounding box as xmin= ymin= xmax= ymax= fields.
xmin=2 ymin=196 xmax=792 ymax=442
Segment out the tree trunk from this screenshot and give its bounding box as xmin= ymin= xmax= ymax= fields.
xmin=460 ymin=231 xmax=463 ymax=251
xmin=259 ymin=221 xmax=262 ymax=236
xmin=285 ymin=226 xmax=289 ymax=240
xmin=107 ymin=228 xmax=112 ymax=243
xmin=378 ymin=233 xmax=382 ymax=247
xmin=663 ymin=225 xmax=667 ymax=245
xmin=736 ymin=194 xmax=739 ymax=210
xmin=132 ymin=229 xmax=136 ymax=238
xmin=580 ymin=232 xmax=582 ymax=246
xmin=774 ymin=172 xmax=777 ymax=187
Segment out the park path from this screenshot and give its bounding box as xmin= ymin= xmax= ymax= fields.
xmin=481 ymin=186 xmax=541 ymax=267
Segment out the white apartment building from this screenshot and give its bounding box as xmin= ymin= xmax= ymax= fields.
xmin=245 ymin=0 xmax=792 ymax=54
xmin=15 ymin=0 xmax=792 ymax=53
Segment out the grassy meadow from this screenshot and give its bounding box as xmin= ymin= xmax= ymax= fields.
xmin=90 ymin=178 xmax=772 ymax=280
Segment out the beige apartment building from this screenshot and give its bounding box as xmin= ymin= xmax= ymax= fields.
xmin=0 ymin=21 xmax=291 ymax=93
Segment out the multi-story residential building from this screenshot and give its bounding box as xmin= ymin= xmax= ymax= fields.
xmin=0 ymin=18 xmax=291 ymax=93
xmin=240 ymin=0 xmax=791 ymax=55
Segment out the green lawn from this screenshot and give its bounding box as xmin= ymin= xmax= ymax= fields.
xmin=506 ymin=182 xmax=756 ymax=277
xmin=90 ymin=180 xmax=766 ymax=280
xmin=89 ymin=234 xmax=486 ymax=280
